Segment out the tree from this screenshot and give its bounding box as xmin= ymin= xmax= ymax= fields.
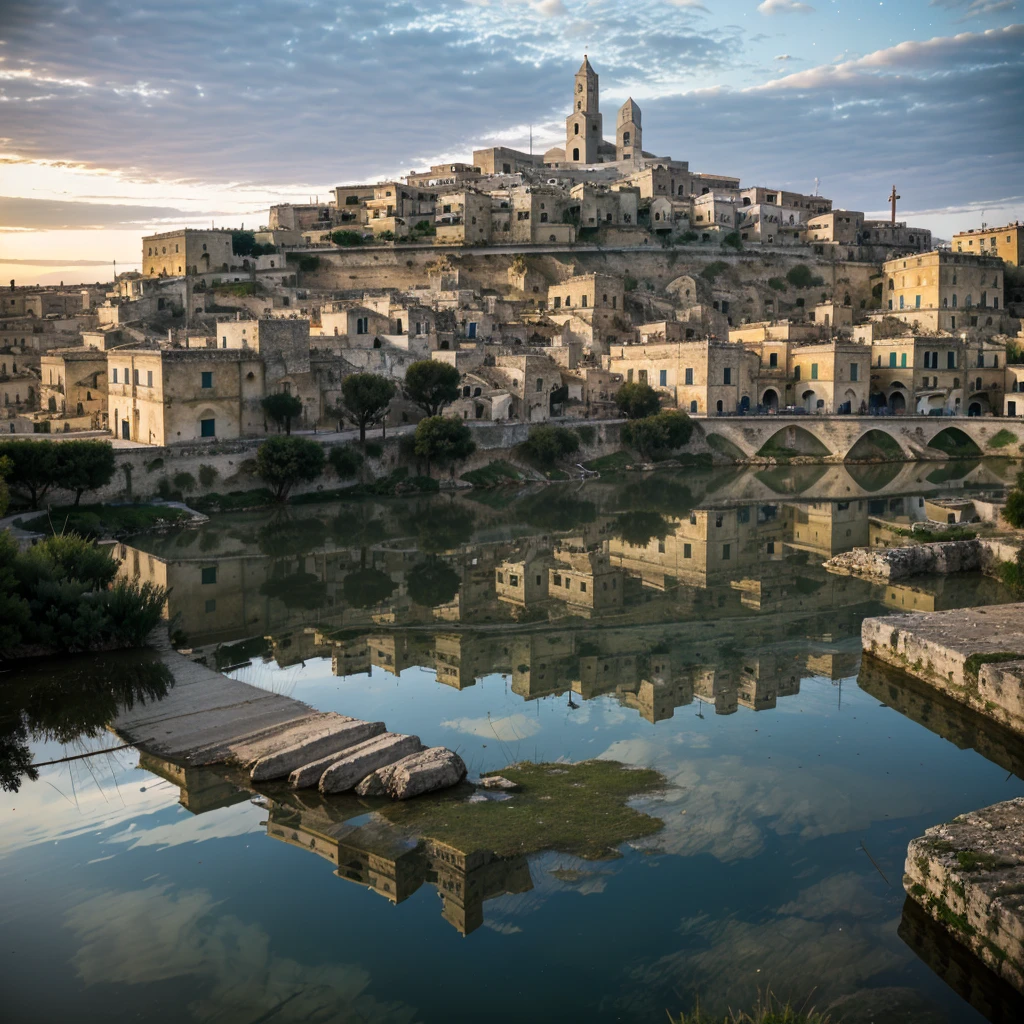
xmin=0 ymin=440 xmax=59 ymax=508
xmin=519 ymin=425 xmax=580 ymax=466
xmin=413 ymin=416 xmax=476 ymax=474
xmin=404 ymin=360 xmax=461 ymax=417
xmin=1004 ymin=469 xmax=1024 ymax=529
xmin=342 ymin=567 xmax=396 ymax=608
xmin=232 ymin=230 xmax=257 ymax=256
xmin=331 ymin=230 xmax=364 ymax=247
xmin=406 ymin=558 xmax=461 ymax=607
xmin=621 ymin=410 xmax=693 ymax=459
xmin=261 ymin=392 xmax=303 ymax=435
xmin=613 ymin=510 xmax=671 ymax=547
xmin=0 ymin=455 xmax=10 ymax=518
xmin=341 ymin=373 xmax=396 ymax=442
xmin=255 ymin=436 xmax=325 ymax=501
xmin=615 ymin=382 xmax=661 ymax=420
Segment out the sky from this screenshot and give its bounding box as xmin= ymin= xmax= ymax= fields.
xmin=1 ymin=0 xmax=1022 ymax=284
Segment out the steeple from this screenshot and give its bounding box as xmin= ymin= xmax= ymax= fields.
xmin=567 ymin=54 xmax=602 ymax=165
xmin=616 ymin=96 xmax=642 ymax=164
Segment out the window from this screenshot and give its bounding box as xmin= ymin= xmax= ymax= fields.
xmin=509 ymin=574 xmax=519 ymax=587
xmin=200 ymin=418 xmax=215 ymax=437
xmin=690 ymin=401 xmax=697 ymax=413
xmin=715 ymin=514 xmax=724 ymax=527
xmin=737 ymin=506 xmax=750 ymax=524
xmin=915 ymin=295 xmax=921 ymax=309
xmin=769 ymin=352 xmax=778 ymax=368
xmin=356 ymin=317 xmax=368 ymax=334
xmin=124 ymin=367 xmax=129 ymax=383
xmin=683 ymin=543 xmax=692 ymax=559
xmin=766 ymin=541 xmax=775 ymax=555
xmin=496 ymin=571 xmax=504 ymax=584
xmin=467 ymin=322 xmax=477 ymax=339
xmin=112 ymin=368 xmax=118 ymax=383
xmin=901 ymin=353 xmax=907 ymax=368
xmin=685 ymin=367 xmax=693 ymax=385
xmin=552 ymin=573 xmax=561 ymax=586
xmin=201 ymin=566 xmax=217 ymax=585
xmin=795 ymin=365 xmax=802 ymax=380
xmin=889 ymin=352 xmax=897 ymax=368
xmin=722 ymin=544 xmax=731 ymax=560
xmin=659 ymin=369 xmax=667 ymax=386
xmin=811 ymin=363 xmax=818 ymax=380
xmin=579 ymin=582 xmax=587 ymax=593
xmin=133 ymin=369 xmax=139 ymax=385
xmin=201 ymin=371 xmax=213 ymax=389
xmin=147 ymin=370 xmax=153 ymax=387
xmin=723 ymin=368 xmax=732 ymax=385
xmin=535 ymin=378 xmax=543 ymax=392
xmin=572 ymin=148 xmax=579 ymax=161
xmin=850 ymin=363 xmax=858 ymax=382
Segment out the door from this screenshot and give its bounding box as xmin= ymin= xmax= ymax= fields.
xmin=121 ymin=419 xmax=130 ymax=439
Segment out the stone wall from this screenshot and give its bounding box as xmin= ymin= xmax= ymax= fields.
xmin=824 ymin=539 xmax=1020 ymax=580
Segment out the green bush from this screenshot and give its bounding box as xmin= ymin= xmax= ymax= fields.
xmin=721 ymin=232 xmax=742 ymax=251
xmin=519 ymin=425 xmax=580 ymax=466
xmin=621 ymin=411 xmax=694 ymax=458
xmin=413 ymin=417 xmax=476 ymax=472
xmin=328 ymin=444 xmax=364 ymax=478
xmin=701 ymin=261 xmax=729 ymax=282
xmin=623 ymin=274 xmax=638 ymax=292
xmin=255 ymin=436 xmax=325 ymax=501
xmin=1004 ymin=469 xmax=1024 ymax=528
xmin=988 ymin=429 xmax=1018 ymax=449
xmin=156 ymin=477 xmax=181 ymax=501
xmin=615 ymin=382 xmax=661 ymax=419
xmin=786 ymin=264 xmax=814 ymax=289
xmin=331 ymin=230 xmax=364 ymax=247
xmin=172 ymin=471 xmax=196 ymax=493
xmin=767 ymin=277 xmax=787 ymax=292
xmin=1000 ymin=546 xmax=1024 ymax=597
xmin=678 ymin=230 xmax=698 ymax=243
xmin=575 ymin=425 xmax=596 ymax=445
xmin=198 ymin=464 xmax=218 ymax=487
xmin=298 ymin=255 xmax=320 ymax=273
xmin=364 ymin=441 xmax=384 ymax=458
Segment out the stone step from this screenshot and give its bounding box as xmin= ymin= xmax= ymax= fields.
xmin=318 ymin=733 xmax=423 ymax=794
xmin=355 ymin=747 xmax=467 ymax=800
xmin=250 ymin=719 xmax=385 ymax=781
xmin=286 ymin=723 xmax=390 ymax=789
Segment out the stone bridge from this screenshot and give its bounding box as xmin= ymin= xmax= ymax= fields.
xmin=700 ymin=415 xmax=1023 ymax=461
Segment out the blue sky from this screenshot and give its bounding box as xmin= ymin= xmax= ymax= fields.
xmin=0 ymin=0 xmax=1021 ymax=280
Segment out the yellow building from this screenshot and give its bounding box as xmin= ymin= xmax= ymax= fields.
xmin=882 ymin=250 xmax=1006 ymax=334
xmin=953 ymin=222 xmax=1024 ymax=267
xmin=142 ymin=229 xmax=234 ymax=278
xmin=39 ymin=347 xmax=108 ymax=429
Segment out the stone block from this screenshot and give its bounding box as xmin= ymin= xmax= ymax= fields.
xmin=285 ymin=722 xmax=389 ymax=788
xmin=250 ymin=719 xmax=385 ymax=781
xmin=318 ymin=733 xmax=423 ymax=794
xmin=374 ymin=747 xmax=467 ymax=800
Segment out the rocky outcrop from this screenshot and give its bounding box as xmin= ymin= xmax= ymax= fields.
xmin=904 ymin=798 xmax=1024 ymax=994
xmin=318 ymin=732 xmax=423 ymax=794
xmin=862 ymin=605 xmax=1024 ymax=736
xmin=355 ymin=747 xmax=467 ymax=800
xmin=825 ymin=538 xmax=1019 ymax=581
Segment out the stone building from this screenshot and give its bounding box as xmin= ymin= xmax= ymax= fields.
xmin=881 ymin=250 xmax=1008 ymax=335
xmin=804 ymin=210 xmax=864 ymax=246
xmin=953 ymin=221 xmax=1024 ymax=267
xmin=565 ymin=55 xmax=603 ymax=165
xmin=435 ymin=190 xmax=492 ymax=245
xmin=39 ymin=347 xmax=108 ymax=429
xmin=142 ymin=229 xmax=234 ymax=277
xmin=616 ymin=98 xmax=642 ymax=163
xmin=570 ymin=182 xmax=638 ymax=229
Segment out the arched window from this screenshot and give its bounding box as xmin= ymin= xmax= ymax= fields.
xmin=574 ymin=123 xmax=580 ymax=136
xmin=536 ymin=378 xmax=544 ymax=392
xmin=690 ymin=400 xmax=698 ymax=413
xmin=572 ymin=148 xmax=579 ymax=161
xmin=623 ymin=131 xmax=630 ymax=146
xmin=463 ymin=385 xmax=471 ymax=397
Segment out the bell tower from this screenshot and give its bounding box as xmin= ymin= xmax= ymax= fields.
xmin=565 ymin=55 xmax=602 ymax=165
xmin=616 ymin=98 xmax=642 ymax=163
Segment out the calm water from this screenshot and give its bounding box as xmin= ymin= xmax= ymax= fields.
xmin=3 ymin=459 xmax=1024 ymax=1023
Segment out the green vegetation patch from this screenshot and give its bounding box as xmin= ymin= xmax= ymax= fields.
xmin=705 ymin=433 xmax=748 ymax=461
xmin=191 ymin=488 xmax=275 ymax=513
xmin=460 ymin=460 xmax=524 ymax=488
xmin=891 ymin=525 xmax=977 ymax=544
xmin=673 ymin=991 xmax=833 ymax=1023
xmin=927 ymin=428 xmax=982 ymax=459
xmin=701 ymin=261 xmax=729 ymax=282
xmin=987 ymin=429 xmax=1019 ymax=450
xmin=583 ymin=450 xmax=635 ymax=473
xmin=956 ymin=850 xmax=1012 ymax=873
xmin=378 ymin=759 xmax=664 ymax=860
xmin=16 ymin=503 xmax=191 ymax=539
xmin=845 ymin=429 xmax=905 ymax=461
xmin=963 ymin=651 xmax=1024 ymax=686
xmin=767 ymin=277 xmax=787 ymax=292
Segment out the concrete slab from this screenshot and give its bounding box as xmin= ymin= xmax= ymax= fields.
xmin=252 ymin=719 xmax=387 ymax=782
xmin=319 ymin=733 xmax=423 ymax=794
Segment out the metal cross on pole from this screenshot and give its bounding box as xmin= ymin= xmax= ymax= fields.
xmin=889 ymin=185 xmax=900 ymax=226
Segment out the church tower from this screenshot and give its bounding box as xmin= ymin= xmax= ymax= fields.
xmin=616 ymin=98 xmax=642 ymax=164
xmin=565 ymin=55 xmax=602 ymax=165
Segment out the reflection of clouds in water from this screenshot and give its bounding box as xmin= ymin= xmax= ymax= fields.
xmin=624 ymin=873 xmax=907 ymax=1018
xmin=440 ymin=713 xmax=542 ymax=742
xmin=1 ymin=753 xmax=176 ymax=858
xmin=599 ymin=738 xmax=925 ymax=862
xmin=106 ymin=800 xmax=260 ymax=851
xmin=66 ymin=885 xmax=417 ymax=1023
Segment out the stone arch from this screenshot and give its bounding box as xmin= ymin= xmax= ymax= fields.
xmin=843 ymin=428 xmax=914 ymax=462
xmin=755 ymin=425 xmax=832 ymax=458
xmin=925 ymin=425 xmax=982 ymax=457
xmin=761 ymin=388 xmax=779 ymax=413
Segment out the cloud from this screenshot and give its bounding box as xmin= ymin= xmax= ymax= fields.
xmin=440 ymin=712 xmax=543 ymax=742
xmin=774 ymin=54 xmax=793 ymax=61
xmin=758 ymin=0 xmax=815 ymax=14
xmin=0 ymin=195 xmax=192 ymax=230
xmin=931 ymin=0 xmax=1018 ymax=19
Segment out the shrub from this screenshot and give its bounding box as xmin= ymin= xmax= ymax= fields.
xmin=331 ymin=230 xmax=364 ymax=247
xmin=767 ymin=277 xmax=787 ymax=292
xmin=786 ymin=264 xmax=814 ymax=289
xmin=615 ymin=382 xmax=662 ymax=420
xmin=575 ymin=425 xmax=596 ymax=445
xmin=1004 ymin=469 xmax=1024 ymax=528
xmin=255 ymin=436 xmax=325 ymax=501
xmin=145 ymin=457 xmax=165 ymax=473
xmin=298 ymin=255 xmax=320 ymax=273
xmin=519 ymin=425 xmax=580 ymax=466
xmin=621 ymin=410 xmax=694 ymax=458
xmin=364 ymin=441 xmax=384 ymax=458
xmin=701 ymin=261 xmax=729 ymax=282
xmin=198 ymin=464 xmax=218 ymax=487
xmin=721 ymin=232 xmax=742 ymax=250
xmin=623 ymin=274 xmax=638 ymax=292
xmin=172 ymin=471 xmax=196 ymax=493
xmin=328 ymin=444 xmax=364 ymax=478
xmin=413 ymin=417 xmax=476 ymax=473
xmin=678 ymin=230 xmax=698 ymax=243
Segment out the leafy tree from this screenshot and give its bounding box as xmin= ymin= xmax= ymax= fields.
xmin=615 ymin=382 xmax=661 ymax=420
xmin=0 ymin=439 xmax=59 ymax=508
xmin=328 ymin=443 xmax=364 ymax=478
xmin=413 ymin=416 xmax=476 ymax=474
xmin=231 ymin=229 xmax=257 ymax=256
xmin=255 ymin=436 xmax=325 ymax=501
xmin=786 ymin=263 xmax=814 ymax=289
xmin=259 ymin=569 xmax=328 ymax=610
xmin=519 ymin=425 xmax=580 ymax=466
xmin=342 ymin=567 xmax=396 ymax=608
xmin=261 ymin=392 xmax=303 ymax=435
xmin=1004 ymin=469 xmax=1024 ymax=529
xmin=341 ymin=373 xmax=397 ymax=442
xmin=407 ymin=558 xmax=461 ymax=607
xmin=621 ymin=410 xmax=694 ymax=459
xmin=0 ymin=455 xmax=10 ymax=518
xmin=613 ymin=510 xmax=671 ymax=547
xmin=331 ymin=230 xmax=364 ymax=247
xmin=404 ymin=360 xmax=461 ymax=417
xmin=406 ymin=503 xmax=476 ymax=553
xmin=0 ymin=531 xmax=30 ymax=653
xmin=52 ymin=440 xmax=116 ymax=506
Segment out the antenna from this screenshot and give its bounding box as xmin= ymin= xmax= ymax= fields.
xmin=814 ymin=177 xmax=820 ymax=197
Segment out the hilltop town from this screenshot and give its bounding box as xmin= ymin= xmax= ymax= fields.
xmin=3 ymin=55 xmax=1024 ymax=446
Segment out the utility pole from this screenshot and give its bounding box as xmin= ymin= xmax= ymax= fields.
xmin=889 ymin=185 xmax=900 ymax=226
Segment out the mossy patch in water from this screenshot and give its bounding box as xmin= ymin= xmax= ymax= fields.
xmin=377 ymin=759 xmax=665 ymax=860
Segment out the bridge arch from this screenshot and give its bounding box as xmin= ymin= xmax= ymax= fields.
xmin=760 ymin=387 xmax=780 ymax=413
xmin=841 ymin=428 xmax=916 ymax=462
xmin=924 ymin=425 xmax=982 ymax=458
xmin=755 ymin=424 xmax=832 ymax=458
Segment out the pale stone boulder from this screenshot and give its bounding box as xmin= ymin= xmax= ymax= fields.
xmin=250 ymin=719 xmax=385 ymax=782
xmin=318 ymin=733 xmax=423 ymax=794
xmin=372 ymin=747 xmax=467 ymax=800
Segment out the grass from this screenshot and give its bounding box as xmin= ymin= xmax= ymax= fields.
xmin=16 ymin=503 xmax=191 ymax=539
xmin=460 ymin=460 xmax=524 ymax=488
xmin=846 ymin=430 xmax=905 ymax=461
xmin=672 ymin=991 xmax=831 ymax=1023
xmin=378 ymin=759 xmax=665 ymax=861
xmin=956 ymin=850 xmax=1011 ymax=872
xmin=584 ymin=451 xmax=635 ymax=472
xmin=191 ymin=488 xmax=275 ymax=512
xmin=963 ymin=651 xmax=1024 ymax=686
xmin=987 ymin=428 xmax=1019 ymax=449
xmin=927 ymin=429 xmax=982 ymax=459
xmin=891 ymin=525 xmax=977 ymax=543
